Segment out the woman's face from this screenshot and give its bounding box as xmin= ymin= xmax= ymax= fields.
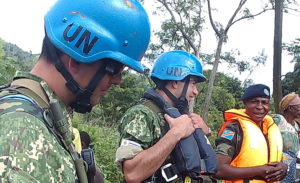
xmin=289 ymin=105 xmax=300 ymax=119
xmin=244 ymin=97 xmax=270 ymax=123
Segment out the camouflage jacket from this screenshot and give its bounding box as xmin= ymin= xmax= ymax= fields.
xmin=0 ymin=71 xmax=77 ymax=183
xmin=118 ymin=101 xmax=164 ymax=150
xmin=116 ymin=98 xmax=207 ymax=183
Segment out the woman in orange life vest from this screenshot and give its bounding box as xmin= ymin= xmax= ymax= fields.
xmin=214 ymin=84 xmax=288 ymax=183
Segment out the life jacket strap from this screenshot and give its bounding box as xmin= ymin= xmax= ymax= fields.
xmin=161 ymin=163 xmax=179 ymax=182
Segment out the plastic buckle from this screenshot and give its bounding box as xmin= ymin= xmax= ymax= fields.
xmin=161 ymin=163 xmax=178 ymax=182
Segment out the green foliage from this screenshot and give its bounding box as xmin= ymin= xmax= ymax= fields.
xmin=213 ymin=72 xmax=244 ymax=104
xmin=0 ymin=39 xmax=16 ymax=85
xmin=283 ymin=38 xmax=300 ymax=63
xmin=206 ymin=107 xmax=223 ymax=147
xmin=99 ymin=71 xmax=150 ymax=124
xmin=282 ymin=38 xmax=300 ymax=95
xmin=144 ymin=0 xmax=205 ymax=61
xmin=3 ymin=42 xmax=37 ymax=72
xmin=220 ymin=49 xmax=267 ymax=75
xmin=193 ymin=70 xmax=245 ymax=145
xmin=0 ymin=39 xmax=4 ymax=58
xmin=0 ymin=38 xmax=37 ymax=85
xmin=211 ymin=87 xmax=236 ymax=112
xmin=81 ymin=71 xmax=151 ymax=127
xmin=282 ymin=61 xmax=300 ymax=95
xmin=72 ymin=115 xmax=123 ymax=183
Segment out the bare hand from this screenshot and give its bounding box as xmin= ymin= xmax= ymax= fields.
xmin=164 ymin=114 xmax=195 ymax=139
xmin=259 ymin=162 xmax=287 ymax=182
xmin=188 ymin=113 xmax=210 ymax=135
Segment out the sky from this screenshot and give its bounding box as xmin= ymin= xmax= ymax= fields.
xmin=0 ymin=0 xmax=299 ymax=92
xmin=198 ymin=0 xmax=300 ymax=90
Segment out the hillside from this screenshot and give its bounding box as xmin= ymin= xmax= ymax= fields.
xmin=0 ymin=38 xmax=38 ymax=84
xmin=3 ymin=40 xmax=38 ymax=71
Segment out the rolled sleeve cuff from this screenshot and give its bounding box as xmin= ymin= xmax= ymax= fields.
xmin=115 ymin=144 xmax=143 ymax=170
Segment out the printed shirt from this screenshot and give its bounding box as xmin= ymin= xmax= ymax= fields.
xmin=272 ymin=114 xmax=300 ymax=154
xmin=0 ymin=71 xmax=77 ymax=183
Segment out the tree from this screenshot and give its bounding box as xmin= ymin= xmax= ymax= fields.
xmin=194 ymin=70 xmax=244 ymax=146
xmin=145 ymin=0 xmax=271 ymax=122
xmin=0 ymin=38 xmax=16 ymax=85
xmin=273 ymin=0 xmax=283 ymax=113
xmin=144 ymin=0 xmax=205 ymax=61
xmin=273 ymin=0 xmax=300 ymax=112
xmin=282 ymin=38 xmax=300 ymax=95
xmin=202 ymin=0 xmax=273 ymax=121
xmin=3 ymin=42 xmax=37 ymax=72
xmin=0 ymin=38 xmax=38 ymax=85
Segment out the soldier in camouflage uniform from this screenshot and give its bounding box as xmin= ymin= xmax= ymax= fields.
xmin=116 ymin=50 xmax=213 ymax=183
xmin=0 ymin=0 xmax=150 ymax=182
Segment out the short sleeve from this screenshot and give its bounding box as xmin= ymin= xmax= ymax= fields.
xmin=118 ymin=104 xmax=161 ymax=149
xmin=215 ymin=122 xmax=241 ymax=159
xmin=116 ymin=104 xmax=162 ymax=167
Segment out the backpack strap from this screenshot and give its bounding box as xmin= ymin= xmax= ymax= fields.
xmin=0 ymin=78 xmax=89 ymax=183
xmin=10 ymin=78 xmax=49 ymax=109
xmin=0 ymin=78 xmax=65 ymax=148
xmin=137 ymin=99 xmax=176 ymax=182
xmin=141 ymin=99 xmax=169 ymax=143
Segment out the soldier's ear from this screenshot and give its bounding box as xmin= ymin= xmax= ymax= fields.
xmin=68 ymin=57 xmax=80 ymax=74
xmin=171 ymin=81 xmax=179 ymax=89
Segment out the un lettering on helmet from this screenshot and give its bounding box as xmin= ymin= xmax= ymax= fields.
xmin=44 ymin=0 xmax=151 ymax=73
xmin=150 ymin=50 xmax=207 ymax=82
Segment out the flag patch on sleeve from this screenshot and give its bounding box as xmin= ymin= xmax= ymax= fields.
xmin=121 ymin=139 xmax=141 ymax=147
xmin=221 ymin=130 xmax=235 ymax=140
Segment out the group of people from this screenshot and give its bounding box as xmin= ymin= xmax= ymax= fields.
xmin=0 ymin=0 xmax=299 ymax=183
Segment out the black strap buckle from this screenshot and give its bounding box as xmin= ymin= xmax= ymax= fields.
xmin=161 ymin=163 xmax=178 ymax=182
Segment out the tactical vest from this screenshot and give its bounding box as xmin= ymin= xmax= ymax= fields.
xmin=0 ymin=78 xmax=89 ymax=183
xmin=219 ymin=109 xmax=283 ymax=183
xmin=141 ymin=89 xmax=217 ymax=183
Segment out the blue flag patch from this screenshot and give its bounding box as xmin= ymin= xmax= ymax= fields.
xmin=221 ymin=130 xmax=235 ymax=140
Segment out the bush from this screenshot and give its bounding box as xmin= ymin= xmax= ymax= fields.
xmin=73 ymin=114 xmax=123 ymax=183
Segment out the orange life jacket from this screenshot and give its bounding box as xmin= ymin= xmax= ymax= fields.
xmin=219 ymin=109 xmax=283 ymax=183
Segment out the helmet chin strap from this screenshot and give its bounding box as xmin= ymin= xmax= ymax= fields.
xmin=55 ymin=61 xmax=108 ymax=113
xmin=45 ymin=35 xmax=108 ymax=113
xmin=160 ymin=77 xmax=190 ymax=114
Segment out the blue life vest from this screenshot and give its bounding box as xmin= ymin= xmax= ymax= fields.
xmin=143 ymin=89 xmax=217 ymax=179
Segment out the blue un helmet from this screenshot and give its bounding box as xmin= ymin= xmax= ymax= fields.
xmin=44 ymin=0 xmax=150 ymax=113
xmin=151 ymin=50 xmax=206 ymax=114
xmin=151 ymin=50 xmax=206 ymax=82
xmin=44 ymin=0 xmax=150 ymax=72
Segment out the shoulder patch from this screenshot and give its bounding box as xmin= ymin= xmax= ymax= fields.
xmin=221 ymin=130 xmax=235 ymax=140
xmin=120 ymin=139 xmax=141 ymax=147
